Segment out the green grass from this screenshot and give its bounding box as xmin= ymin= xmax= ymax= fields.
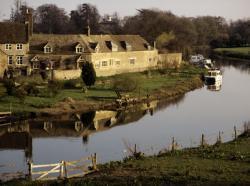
xmin=214 ymin=47 xmax=250 ymax=54
xmin=6 ymin=132 xmax=250 ymax=185
xmin=0 ymin=65 xmax=204 ymax=113
xmin=214 ymin=47 xmax=250 ymax=60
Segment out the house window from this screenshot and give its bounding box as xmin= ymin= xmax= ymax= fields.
xmin=44 ymin=46 xmax=52 ymax=53
xmin=102 ymin=61 xmax=108 ymax=67
xmin=8 ymin=56 xmax=13 ymax=65
xmin=116 ymin=60 xmax=120 ymax=66
xmin=33 ymin=62 xmax=40 ymax=69
xmin=129 ymin=58 xmax=136 ymax=65
xmin=16 ymin=44 xmax=23 ymax=50
xmin=16 ymin=56 xmax=23 ymax=65
xmin=110 ymin=59 xmax=114 ymax=66
xmin=5 ymin=44 xmax=12 ymax=50
xmin=76 ymin=47 xmax=83 ymax=54
xmin=148 ymin=58 xmax=152 ymax=63
xmin=95 ymin=61 xmax=100 ymax=69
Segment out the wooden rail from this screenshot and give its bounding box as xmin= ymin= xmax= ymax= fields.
xmin=28 ymin=154 xmax=98 ymax=181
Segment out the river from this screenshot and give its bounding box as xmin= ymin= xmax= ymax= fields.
xmin=0 ymin=60 xmax=250 ymax=178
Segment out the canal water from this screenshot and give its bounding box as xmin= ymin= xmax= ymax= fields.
xmin=0 ymin=60 xmax=250 ymax=176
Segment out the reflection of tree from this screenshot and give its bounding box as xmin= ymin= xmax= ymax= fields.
xmin=82 ymin=135 xmax=89 ymax=144
xmin=80 ymin=111 xmax=96 ymax=129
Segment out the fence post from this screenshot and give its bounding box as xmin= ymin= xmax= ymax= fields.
xmin=27 ymin=160 xmax=33 ymax=181
xmin=217 ymin=131 xmax=222 ymax=144
xmin=171 ymin=137 xmax=175 ymax=152
xmin=234 ymin=126 xmax=237 ymax=140
xmin=64 ymin=161 xmax=67 ymax=178
xmin=92 ymin=153 xmax=97 ymax=170
xmin=201 ymin=134 xmax=205 ymax=147
xmin=60 ymin=161 xmax=64 ymax=179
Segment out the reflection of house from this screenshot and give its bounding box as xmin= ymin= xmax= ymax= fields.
xmin=0 ymin=10 xmax=182 ymax=79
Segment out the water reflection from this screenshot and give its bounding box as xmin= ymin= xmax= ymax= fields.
xmin=0 ymin=99 xmax=183 ymax=164
xmin=1 ymin=59 xmax=250 ymax=178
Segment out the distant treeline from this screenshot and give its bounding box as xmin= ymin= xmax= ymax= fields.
xmin=8 ymin=0 xmax=250 ymax=58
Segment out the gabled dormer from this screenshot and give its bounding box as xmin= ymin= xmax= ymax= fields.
xmin=75 ymin=43 xmax=84 ymax=54
xmin=44 ymin=43 xmax=53 ymax=54
xmin=120 ymin=41 xmax=132 ymax=51
xmin=76 ymin=55 xmax=85 ymax=62
xmin=89 ymin=42 xmax=100 ymax=53
xmin=105 ymin=41 xmax=118 ymax=52
xmin=31 ymin=55 xmax=39 ymax=62
xmin=144 ymin=43 xmax=152 ymax=50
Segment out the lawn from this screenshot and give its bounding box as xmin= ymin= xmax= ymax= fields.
xmin=214 ymin=47 xmax=250 ymax=60
xmin=0 ymin=64 xmax=204 ymax=113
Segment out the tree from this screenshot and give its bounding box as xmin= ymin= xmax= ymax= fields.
xmin=99 ymin=12 xmax=123 ymax=34
xmin=10 ymin=0 xmax=33 ymax=23
xmin=35 ymin=4 xmax=69 ymax=34
xmin=69 ymin=3 xmax=101 ymax=34
xmin=81 ymin=62 xmax=96 ymax=87
xmin=156 ymin=32 xmax=175 ymax=50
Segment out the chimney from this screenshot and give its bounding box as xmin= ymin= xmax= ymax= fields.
xmin=25 ymin=9 xmax=33 ymax=39
xmin=87 ymin=25 xmax=90 ymax=36
xmin=154 ymin=41 xmax=156 ymax=49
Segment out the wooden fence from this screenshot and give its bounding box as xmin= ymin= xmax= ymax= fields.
xmin=28 ymin=153 xmax=97 ymax=181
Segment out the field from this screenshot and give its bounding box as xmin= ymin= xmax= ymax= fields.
xmin=214 ymin=47 xmax=250 ymax=60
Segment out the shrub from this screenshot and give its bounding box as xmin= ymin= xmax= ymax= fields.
xmin=113 ymin=76 xmax=138 ymax=92
xmin=3 ymin=79 xmax=16 ymax=95
xmin=81 ymin=62 xmax=96 ymax=87
xmin=15 ymin=87 xmax=27 ymax=103
xmin=47 ymin=80 xmax=62 ymax=96
xmin=24 ymin=83 xmax=40 ymax=96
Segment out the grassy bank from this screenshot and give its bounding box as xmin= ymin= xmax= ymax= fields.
xmin=213 ymin=47 xmax=250 ymax=60
xmin=5 ymin=130 xmax=250 ymax=185
xmin=0 ymin=64 xmax=204 ymax=115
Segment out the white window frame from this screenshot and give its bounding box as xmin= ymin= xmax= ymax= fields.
xmin=33 ymin=62 xmax=40 ymax=69
xmin=76 ymin=46 xmax=83 ymax=54
xmin=8 ymin=56 xmax=13 ymax=65
xmin=44 ymin=46 xmax=52 ymax=53
xmin=129 ymin=58 xmax=136 ymax=65
xmin=16 ymin=56 xmax=23 ymax=65
xmin=102 ymin=61 xmax=108 ymax=67
xmin=110 ymin=59 xmax=114 ymax=66
xmin=5 ymin=44 xmax=12 ymax=50
xmin=116 ymin=60 xmax=120 ymax=66
xmin=95 ymin=61 xmax=100 ymax=69
xmin=16 ymin=44 xmax=23 ymax=50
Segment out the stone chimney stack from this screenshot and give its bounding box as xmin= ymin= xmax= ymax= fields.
xmin=25 ymin=9 xmax=33 ymax=39
xmin=87 ymin=25 xmax=90 ymax=36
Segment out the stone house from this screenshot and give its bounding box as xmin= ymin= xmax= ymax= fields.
xmin=28 ymin=33 xmax=159 ymax=79
xmin=0 ymin=22 xmax=30 ymax=78
xmin=0 ymin=11 xmax=182 ymax=80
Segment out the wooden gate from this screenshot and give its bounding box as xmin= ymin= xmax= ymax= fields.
xmin=28 ymin=154 xmax=97 ymax=181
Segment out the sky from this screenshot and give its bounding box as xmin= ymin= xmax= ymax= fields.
xmin=0 ymin=0 xmax=249 ymax=21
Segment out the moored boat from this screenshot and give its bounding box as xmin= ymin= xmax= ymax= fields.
xmin=205 ymin=69 xmax=222 ymax=85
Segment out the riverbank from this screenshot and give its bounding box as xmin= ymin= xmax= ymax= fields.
xmin=5 ymin=128 xmax=250 ymax=185
xmin=213 ymin=47 xmax=250 ymax=61
xmin=0 ymin=64 xmax=204 ymax=116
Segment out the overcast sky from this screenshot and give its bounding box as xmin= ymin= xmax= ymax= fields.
xmin=0 ymin=0 xmax=249 ymax=21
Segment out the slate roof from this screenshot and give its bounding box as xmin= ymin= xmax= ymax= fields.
xmin=0 ymin=22 xmax=28 ymax=44
xmin=29 ymin=34 xmax=152 ymax=54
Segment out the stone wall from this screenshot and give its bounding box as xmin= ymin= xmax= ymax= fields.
xmin=0 ymin=51 xmax=7 ymax=78
xmin=158 ymin=53 xmax=182 ymax=68
xmin=90 ymin=50 xmax=159 ymax=77
xmin=53 ymin=69 xmax=81 ymax=80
